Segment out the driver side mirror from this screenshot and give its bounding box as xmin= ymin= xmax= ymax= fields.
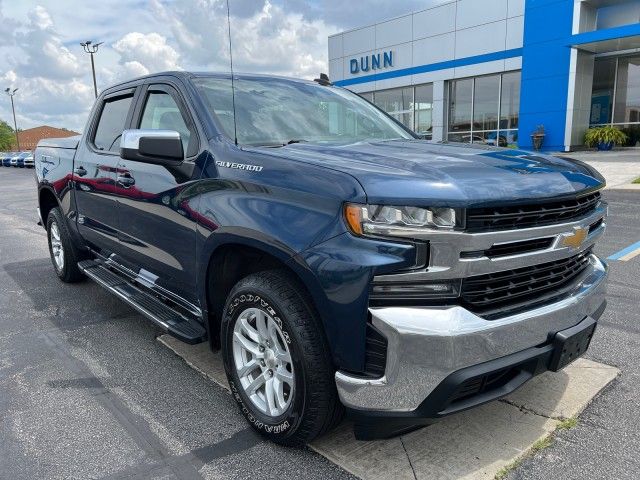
xmin=120 ymin=129 xmax=184 ymax=166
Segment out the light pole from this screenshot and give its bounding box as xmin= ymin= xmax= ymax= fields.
xmin=80 ymin=40 xmax=103 ymax=98
xmin=4 ymin=88 xmax=19 ymax=151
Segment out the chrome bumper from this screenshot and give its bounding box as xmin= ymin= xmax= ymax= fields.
xmin=335 ymin=254 xmax=608 ymax=412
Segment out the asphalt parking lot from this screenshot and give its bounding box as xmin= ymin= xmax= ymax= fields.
xmin=1 ymin=165 xmax=639 ymax=480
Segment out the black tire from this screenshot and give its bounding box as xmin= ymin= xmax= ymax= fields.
xmin=221 ymin=269 xmax=343 ymax=446
xmin=46 ymin=207 xmax=86 ymax=283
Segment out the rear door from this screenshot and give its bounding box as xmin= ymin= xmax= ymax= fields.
xmin=114 ymin=82 xmax=202 ymax=304
xmin=74 ymin=88 xmax=137 ymax=253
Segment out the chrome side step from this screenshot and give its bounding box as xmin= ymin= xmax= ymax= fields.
xmin=78 ymin=260 xmax=207 ymax=344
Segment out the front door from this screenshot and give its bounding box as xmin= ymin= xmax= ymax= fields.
xmin=74 ymin=89 xmax=137 ymax=254
xmin=115 ymin=83 xmax=202 ymax=304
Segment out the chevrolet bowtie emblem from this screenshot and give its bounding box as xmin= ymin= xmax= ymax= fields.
xmin=561 ymin=227 xmax=588 ymax=249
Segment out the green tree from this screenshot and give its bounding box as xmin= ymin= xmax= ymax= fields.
xmin=0 ymin=120 xmax=15 ymax=151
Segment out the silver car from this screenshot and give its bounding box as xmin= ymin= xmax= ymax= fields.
xmin=9 ymin=152 xmax=21 ymax=167
xmin=22 ymin=151 xmax=34 ymax=168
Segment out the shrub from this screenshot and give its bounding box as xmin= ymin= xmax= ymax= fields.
xmin=584 ymin=126 xmax=628 ymax=148
xmin=621 ymin=126 xmax=640 ymax=147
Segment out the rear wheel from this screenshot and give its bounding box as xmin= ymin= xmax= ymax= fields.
xmin=46 ymin=207 xmax=86 ymax=283
xmin=221 ymin=269 xmax=343 ymax=446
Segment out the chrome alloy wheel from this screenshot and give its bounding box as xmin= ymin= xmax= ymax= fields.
xmin=49 ymin=221 xmax=65 ymax=271
xmin=232 ymin=307 xmax=294 ymax=417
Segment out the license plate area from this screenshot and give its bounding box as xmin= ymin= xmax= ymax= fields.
xmin=548 ymin=317 xmax=597 ymax=372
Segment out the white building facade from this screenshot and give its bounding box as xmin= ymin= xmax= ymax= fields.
xmin=328 ymin=0 xmax=640 ymax=151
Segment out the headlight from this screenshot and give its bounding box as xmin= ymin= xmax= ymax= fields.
xmin=344 ymin=203 xmax=458 ymax=238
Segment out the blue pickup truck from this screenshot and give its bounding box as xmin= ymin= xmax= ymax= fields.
xmin=34 ymin=71 xmax=608 ymax=446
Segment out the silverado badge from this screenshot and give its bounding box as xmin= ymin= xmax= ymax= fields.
xmin=561 ymin=227 xmax=588 ymax=249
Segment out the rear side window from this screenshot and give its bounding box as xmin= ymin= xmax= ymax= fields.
xmin=93 ymin=94 xmax=134 ymax=152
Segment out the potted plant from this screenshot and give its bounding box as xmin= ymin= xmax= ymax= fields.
xmin=531 ymin=125 xmax=545 ymax=151
xmin=584 ymin=126 xmax=628 ymax=151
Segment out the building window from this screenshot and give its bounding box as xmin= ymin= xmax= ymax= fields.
xmin=359 ymin=92 xmax=374 ymax=103
xmin=374 ymin=87 xmax=414 ymax=131
xmin=500 ymin=71 xmax=520 ymax=144
xmin=590 ymin=58 xmax=616 ymax=126
xmin=613 ymin=55 xmax=640 ymax=126
xmin=447 ymin=72 xmax=521 ymax=148
xmin=449 ymin=78 xmax=473 ymax=134
xmin=414 ymin=84 xmax=433 ymax=139
xmin=357 ymin=84 xmax=433 ymax=139
xmin=590 ymin=55 xmax=640 ymax=146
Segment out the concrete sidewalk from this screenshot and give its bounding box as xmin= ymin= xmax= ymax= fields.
xmin=555 ymin=149 xmax=640 ymax=190
xmin=158 ymin=335 xmax=619 ymax=480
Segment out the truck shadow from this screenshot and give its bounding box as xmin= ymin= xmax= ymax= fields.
xmin=157 ymin=335 xmax=582 ymax=480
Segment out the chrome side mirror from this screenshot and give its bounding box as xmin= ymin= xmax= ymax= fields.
xmin=120 ymin=129 xmax=184 ymax=166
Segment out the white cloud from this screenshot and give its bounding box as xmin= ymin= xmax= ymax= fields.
xmin=151 ymin=0 xmax=337 ymax=78
xmin=0 ymin=0 xmax=403 ymax=133
xmin=13 ymin=5 xmax=82 ymax=80
xmin=112 ymin=32 xmax=181 ymax=77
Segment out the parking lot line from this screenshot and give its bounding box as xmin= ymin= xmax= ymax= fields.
xmin=607 ymin=240 xmax=640 ymax=261
xmin=158 ymin=335 xmax=619 ymax=480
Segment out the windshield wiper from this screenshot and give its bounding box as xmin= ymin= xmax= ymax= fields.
xmin=246 ymin=139 xmax=309 ymax=148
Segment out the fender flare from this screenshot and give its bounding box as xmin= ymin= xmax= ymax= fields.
xmin=196 ymin=227 xmax=333 ymax=357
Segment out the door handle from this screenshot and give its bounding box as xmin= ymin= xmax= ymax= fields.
xmin=74 ymin=166 xmax=87 ymax=177
xmin=117 ymin=173 xmax=136 ymax=188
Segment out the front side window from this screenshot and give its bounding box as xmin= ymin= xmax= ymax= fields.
xmin=93 ymin=94 xmax=134 ymax=152
xmin=193 ymin=77 xmax=413 ymax=146
xmin=139 ymin=91 xmax=193 ymax=154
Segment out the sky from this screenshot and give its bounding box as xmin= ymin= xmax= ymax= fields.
xmin=0 ymin=0 xmax=440 ymax=133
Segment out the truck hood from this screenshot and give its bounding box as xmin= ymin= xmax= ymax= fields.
xmin=252 ymin=140 xmax=605 ymax=206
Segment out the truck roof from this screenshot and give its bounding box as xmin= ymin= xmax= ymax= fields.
xmin=104 ymin=71 xmax=319 ymax=92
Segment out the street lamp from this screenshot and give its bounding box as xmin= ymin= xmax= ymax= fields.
xmin=80 ymin=40 xmax=103 ymax=98
xmin=4 ymin=87 xmax=20 ymax=151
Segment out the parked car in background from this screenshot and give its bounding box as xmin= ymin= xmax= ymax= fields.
xmin=23 ymin=151 xmax=34 ymax=168
xmin=9 ymin=152 xmax=21 ymax=167
xmin=2 ymin=152 xmax=16 ymax=167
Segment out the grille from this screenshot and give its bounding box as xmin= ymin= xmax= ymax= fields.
xmin=466 ymin=191 xmax=601 ymax=232
xmin=461 ymin=237 xmax=554 ymax=259
xmin=461 ymin=249 xmax=593 ymax=319
xmin=449 ymin=367 xmax=521 ymax=404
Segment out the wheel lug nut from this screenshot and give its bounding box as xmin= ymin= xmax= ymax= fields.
xmin=260 ymin=360 xmax=266 ymax=367
xmin=267 ymin=369 xmax=273 ymax=377
xmin=259 ymin=345 xmax=265 ymax=352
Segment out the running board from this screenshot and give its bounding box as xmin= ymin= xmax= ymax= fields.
xmin=78 ymin=260 xmax=207 ymax=344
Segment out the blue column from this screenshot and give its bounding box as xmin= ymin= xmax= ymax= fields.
xmin=519 ymin=0 xmax=575 ymax=151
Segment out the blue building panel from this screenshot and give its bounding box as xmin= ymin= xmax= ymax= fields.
xmin=329 ymin=0 xmax=640 ymax=152
xmin=518 ymin=0 xmax=575 ymax=151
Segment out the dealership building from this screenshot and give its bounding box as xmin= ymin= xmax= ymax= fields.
xmin=328 ymin=0 xmax=640 ymax=151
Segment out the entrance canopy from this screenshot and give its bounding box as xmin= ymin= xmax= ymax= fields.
xmin=571 ymin=23 xmax=640 ymax=53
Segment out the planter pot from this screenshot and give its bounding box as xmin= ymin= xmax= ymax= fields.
xmin=597 ymin=141 xmax=613 ymax=151
xmin=531 ymin=134 xmax=545 ymax=151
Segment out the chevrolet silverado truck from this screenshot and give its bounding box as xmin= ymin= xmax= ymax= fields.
xmin=35 ymin=71 xmax=608 ymax=446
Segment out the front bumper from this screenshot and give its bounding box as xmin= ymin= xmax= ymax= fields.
xmin=335 ymin=254 xmax=607 ymax=415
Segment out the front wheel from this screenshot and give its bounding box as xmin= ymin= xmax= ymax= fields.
xmin=221 ymin=270 xmax=343 ymax=446
xmin=46 ymin=207 xmax=86 ymax=283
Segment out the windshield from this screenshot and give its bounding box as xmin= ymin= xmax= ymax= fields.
xmin=193 ymin=76 xmax=414 ymax=146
